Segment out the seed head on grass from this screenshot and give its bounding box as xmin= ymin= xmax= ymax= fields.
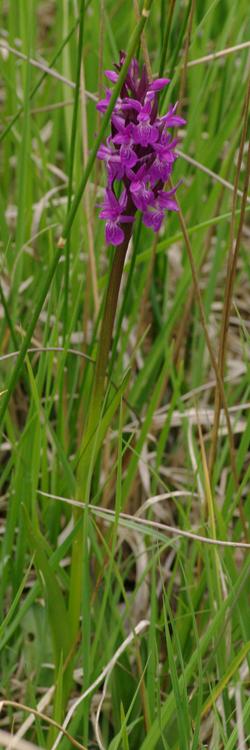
xmin=97 ymin=51 xmax=185 ymax=245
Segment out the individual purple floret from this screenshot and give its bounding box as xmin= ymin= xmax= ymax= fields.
xmin=142 ymin=186 xmax=179 ymax=232
xmin=97 ymin=52 xmax=185 ymax=246
xmin=99 ymin=188 xmax=134 ymax=246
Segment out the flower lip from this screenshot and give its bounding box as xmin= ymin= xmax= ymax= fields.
xmin=132 ymin=120 xmax=159 ymax=148
xmin=120 ymin=144 xmax=137 ymax=168
xmin=130 ymin=178 xmax=154 ymax=211
xmin=96 ymin=88 xmax=112 ymax=113
xmin=105 ymin=221 xmax=124 ymax=246
xmin=157 ymin=185 xmax=179 ymax=211
xmin=142 ymin=205 xmax=165 ymax=232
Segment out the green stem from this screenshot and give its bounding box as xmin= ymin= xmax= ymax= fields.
xmin=68 ymin=222 xmax=133 ymax=659
xmin=108 ymin=217 xmax=142 ymax=377
xmin=78 ymin=226 xmax=132 ymax=487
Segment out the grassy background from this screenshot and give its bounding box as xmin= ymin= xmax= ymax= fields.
xmin=0 ymin=1 xmax=250 ymax=748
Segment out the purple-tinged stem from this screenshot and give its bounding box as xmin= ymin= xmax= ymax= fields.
xmin=69 ymin=219 xmax=134 ymax=654
xmin=77 ymin=218 xmax=134 ymax=491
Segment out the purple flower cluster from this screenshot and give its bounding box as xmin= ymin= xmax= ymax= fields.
xmin=97 ymin=52 xmax=185 ymax=246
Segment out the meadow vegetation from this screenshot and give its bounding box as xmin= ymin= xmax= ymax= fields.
xmin=0 ymin=1 xmax=250 ymax=748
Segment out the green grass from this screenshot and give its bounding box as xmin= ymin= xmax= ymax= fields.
xmin=0 ymin=1 xmax=250 ymax=749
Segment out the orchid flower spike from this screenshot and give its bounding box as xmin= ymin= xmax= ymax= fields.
xmin=97 ymin=52 xmax=185 ymax=245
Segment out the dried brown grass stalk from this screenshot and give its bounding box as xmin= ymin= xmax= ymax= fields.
xmin=209 ymin=76 xmax=250 ymax=517
xmin=0 ymin=700 xmax=87 ymax=750
xmin=170 ymin=177 xmax=239 ymax=491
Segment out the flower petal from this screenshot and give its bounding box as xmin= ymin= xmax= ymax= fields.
xmin=118 ymin=188 xmax=128 ymax=212
xmin=106 ymin=187 xmax=120 ymax=210
xmin=161 ymin=104 xmax=186 ymax=127
xmin=121 ymin=97 xmax=141 ymax=113
xmin=163 ymin=114 xmax=186 ymax=127
xmin=105 ymin=69 xmax=119 ymax=83
xmin=111 ymin=114 xmax=126 ymax=133
xmin=149 ymin=77 xmax=170 ymax=92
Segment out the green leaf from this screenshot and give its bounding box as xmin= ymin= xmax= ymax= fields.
xmin=22 ymin=505 xmax=71 ymax=667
